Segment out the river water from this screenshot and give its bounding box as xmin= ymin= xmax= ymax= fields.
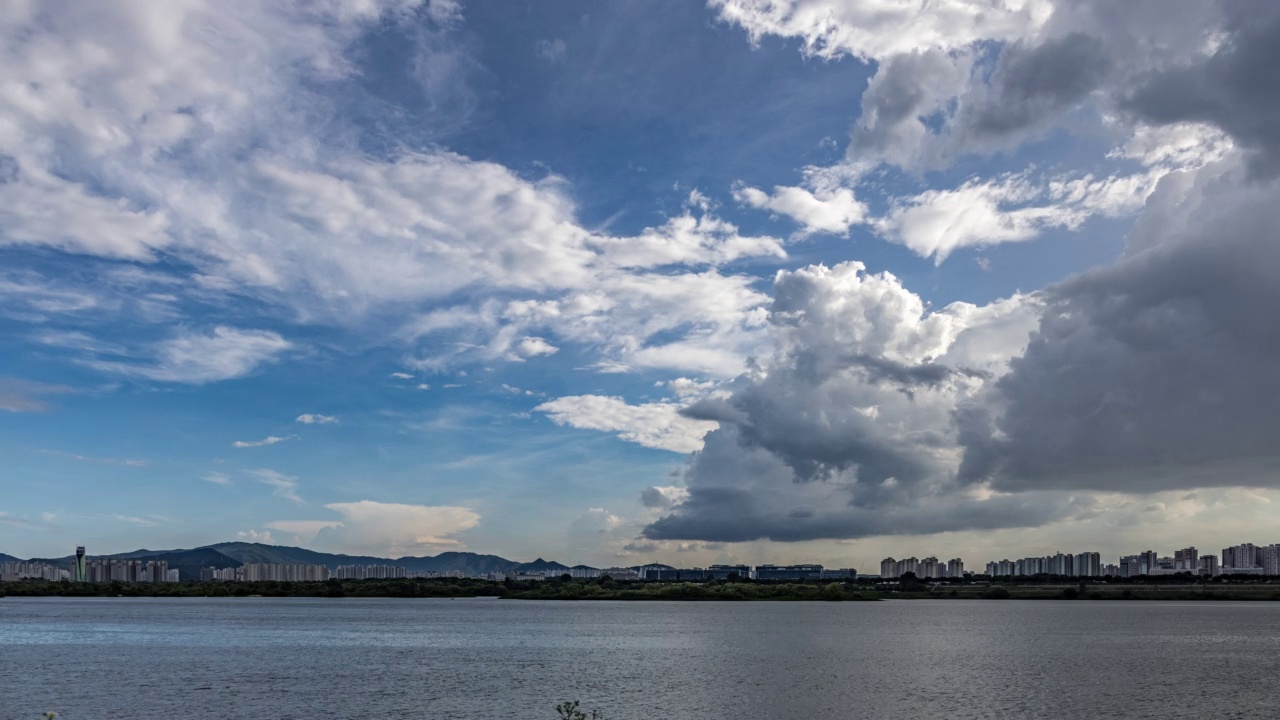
xmin=1 ymin=597 xmax=1277 ymax=719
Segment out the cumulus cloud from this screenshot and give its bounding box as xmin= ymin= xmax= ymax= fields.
xmin=270 ymin=500 xmax=480 ymax=557
xmin=0 ymin=0 xmax=787 ymax=384
xmin=643 ymin=261 xmax=1043 ymax=541
xmin=709 ymin=0 xmax=1052 ymax=61
xmin=958 ymin=153 xmax=1280 ymax=494
xmin=295 ymin=414 xmax=339 ymax=425
xmin=733 ymin=183 xmax=866 ymax=236
xmin=652 ymin=0 xmax=1280 ymax=543
xmin=640 ymin=485 xmax=690 ymax=509
xmin=1121 ymin=4 xmax=1280 ymax=175
xmin=535 ymin=395 xmax=720 ymax=453
xmin=236 ymin=530 xmax=276 ymax=544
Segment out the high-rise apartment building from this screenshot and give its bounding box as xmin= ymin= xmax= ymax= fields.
xmin=1073 ymin=553 xmax=1101 ymax=577
xmin=1138 ymin=550 xmax=1158 ymax=575
xmin=85 ymin=559 xmax=172 ymax=583
xmin=1262 ymin=545 xmax=1280 ymax=576
xmin=946 ymin=558 xmax=964 ymax=578
xmin=1199 ymin=555 xmax=1219 ymax=576
xmin=1224 ymin=544 xmax=1261 ymax=570
xmin=1174 ymin=547 xmax=1199 ymax=571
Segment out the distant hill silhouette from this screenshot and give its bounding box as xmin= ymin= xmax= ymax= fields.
xmin=4 ymin=542 xmax=667 ymax=577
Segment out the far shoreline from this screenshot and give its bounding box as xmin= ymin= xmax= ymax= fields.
xmin=6 ymin=578 xmax=1280 ymax=602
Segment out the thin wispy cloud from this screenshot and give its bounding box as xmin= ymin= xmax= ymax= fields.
xmin=248 ymin=468 xmax=304 ymax=504
xmin=0 ymin=378 xmax=74 ymax=413
xmin=37 ymin=449 xmax=148 ymax=468
xmin=113 ymin=514 xmax=172 ymax=527
xmin=231 ymin=435 xmax=297 ymax=449
xmin=295 ymin=414 xmax=338 ymax=425
xmin=202 ymin=472 xmax=231 ymax=486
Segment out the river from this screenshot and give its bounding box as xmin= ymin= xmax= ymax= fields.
xmin=2 ymin=597 xmax=1277 ymax=719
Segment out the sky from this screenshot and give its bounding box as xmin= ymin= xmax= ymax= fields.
xmin=3 ymin=0 xmax=1280 ymax=569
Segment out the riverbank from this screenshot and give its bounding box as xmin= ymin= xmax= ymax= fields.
xmin=5 ymin=578 xmax=1280 ymax=601
xmin=0 ymin=578 xmax=878 ymax=601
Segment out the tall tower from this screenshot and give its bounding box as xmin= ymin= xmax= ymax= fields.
xmin=74 ymin=546 xmax=87 ymax=582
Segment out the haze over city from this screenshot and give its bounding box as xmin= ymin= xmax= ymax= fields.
xmin=4 ymin=0 xmax=1280 ymax=573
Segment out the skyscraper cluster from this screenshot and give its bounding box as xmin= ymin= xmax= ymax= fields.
xmin=200 ymin=563 xmax=331 ymax=582
xmin=0 ymin=561 xmax=70 ymax=582
xmin=880 ymin=557 xmax=964 ymax=579
xmin=85 ymin=558 xmax=176 ymax=583
xmin=332 ymin=564 xmax=407 ymax=580
xmin=985 ymin=553 xmax=1101 ymax=578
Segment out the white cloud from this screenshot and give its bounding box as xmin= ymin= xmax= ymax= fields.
xmin=114 ymin=514 xmax=170 ymax=527
xmin=733 ymin=184 xmax=866 ymax=235
xmin=389 ymin=372 xmax=414 ymax=380
xmin=37 ymin=449 xmax=148 ymax=468
xmin=643 ymin=261 xmax=1045 ymax=542
xmin=0 ymin=378 xmax=74 ymax=413
xmin=513 ymin=336 xmax=559 ymax=360
xmin=202 ymin=472 xmax=231 ymax=486
xmin=271 ymin=500 xmax=480 ymax=557
xmin=236 ymin=529 xmax=276 ymax=544
xmin=535 ymin=395 xmax=719 ymax=453
xmin=709 ymin=0 xmax=1052 ymax=61
xmin=0 ymin=2 xmax=799 ymax=385
xmin=84 ymin=327 xmax=291 ymax=384
xmin=248 ymin=468 xmax=303 ymax=504
xmin=535 ymin=38 xmax=567 ymax=64
xmin=871 ymin=170 xmax=1162 ymax=261
xmin=295 ymin=414 xmax=339 ymax=425
xmin=231 ymin=435 xmax=297 ymax=448
xmin=641 ymin=485 xmax=690 ymax=509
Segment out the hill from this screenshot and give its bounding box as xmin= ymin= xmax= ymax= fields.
xmin=8 ymin=542 xmax=587 ymax=576
xmin=517 ymin=558 xmax=571 ymax=573
xmin=203 ymin=542 xmax=519 ymax=575
xmin=147 ymin=548 xmax=240 ymax=580
xmin=0 ymin=553 xmax=20 ymax=564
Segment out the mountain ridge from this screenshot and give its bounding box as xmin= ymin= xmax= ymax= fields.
xmin=11 ymin=542 xmax=596 ymax=576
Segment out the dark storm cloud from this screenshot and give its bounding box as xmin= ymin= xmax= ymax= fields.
xmin=959 ymin=160 xmax=1280 ymax=492
xmin=642 ymin=0 xmax=1280 ymax=545
xmin=642 ymin=443 xmax=1077 ymax=543
xmin=959 ymin=32 xmax=1111 ymax=141
xmin=1123 ymin=4 xmax=1280 ymax=175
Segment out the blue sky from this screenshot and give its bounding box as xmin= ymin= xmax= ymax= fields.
xmin=4 ymin=0 xmax=1277 ymax=567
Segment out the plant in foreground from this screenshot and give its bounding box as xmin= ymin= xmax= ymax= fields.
xmin=556 ymin=700 xmax=606 ymax=719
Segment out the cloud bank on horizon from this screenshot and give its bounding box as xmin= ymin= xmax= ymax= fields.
xmin=2 ymin=0 xmax=1278 ymax=565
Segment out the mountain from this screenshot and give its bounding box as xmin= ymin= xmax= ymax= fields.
xmin=147 ymin=548 xmax=240 ymax=580
xmin=204 ymin=542 xmax=522 ymax=575
xmin=8 ymin=541 xmax=583 ymax=576
xmin=0 ymin=553 xmax=20 ymax=564
xmin=517 ymin=558 xmax=571 ymax=573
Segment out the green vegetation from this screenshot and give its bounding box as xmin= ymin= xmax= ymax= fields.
xmin=9 ymin=576 xmax=1280 ymax=601
xmin=556 ymin=701 xmax=605 ymax=720
xmin=0 ymin=576 xmax=877 ymax=601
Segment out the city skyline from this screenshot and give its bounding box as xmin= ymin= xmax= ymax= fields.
xmin=4 ymin=1 xmax=1280 ymax=567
